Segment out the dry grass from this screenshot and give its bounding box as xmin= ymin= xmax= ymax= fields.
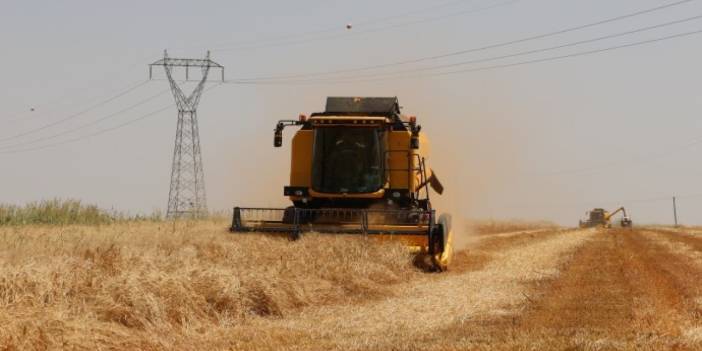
xmin=9 ymin=220 xmax=699 ymax=350
xmin=0 ymin=220 xmax=417 ymax=350
xmin=652 ymin=225 xmax=702 ymax=236
xmin=471 ymin=219 xmax=560 ymax=235
xmin=645 ymin=230 xmax=702 ymax=267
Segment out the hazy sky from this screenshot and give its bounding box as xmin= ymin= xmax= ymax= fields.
xmin=2 ymin=0 xmax=702 ymax=225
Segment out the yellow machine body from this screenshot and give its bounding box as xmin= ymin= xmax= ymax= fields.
xmin=287 ymin=116 xmax=432 ymax=203
xmin=232 ymin=97 xmax=452 ymax=271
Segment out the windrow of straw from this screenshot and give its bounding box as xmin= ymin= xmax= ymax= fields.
xmin=472 ymin=219 xmax=560 ymax=235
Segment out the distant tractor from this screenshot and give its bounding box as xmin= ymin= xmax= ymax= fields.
xmin=579 ymin=207 xmax=632 ymax=228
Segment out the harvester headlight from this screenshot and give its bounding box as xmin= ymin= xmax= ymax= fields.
xmin=301 ymin=197 xmax=309 ymax=204
xmin=392 ymin=191 xmax=401 ymax=198
xmin=294 ymin=190 xmax=303 ymax=196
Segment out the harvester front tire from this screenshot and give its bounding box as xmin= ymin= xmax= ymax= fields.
xmin=433 ymin=213 xmax=454 ymax=272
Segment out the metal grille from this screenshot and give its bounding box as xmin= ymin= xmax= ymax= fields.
xmin=232 ymin=207 xmax=434 ymax=235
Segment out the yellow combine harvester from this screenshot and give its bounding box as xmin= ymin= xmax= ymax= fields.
xmin=231 ymin=97 xmax=453 ymax=271
xmin=579 ymin=207 xmax=632 ymax=228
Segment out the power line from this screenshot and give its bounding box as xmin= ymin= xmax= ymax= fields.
xmin=225 ymin=27 xmax=702 ymax=85
xmin=0 ymin=89 xmax=170 ymax=150
xmin=0 ymin=83 xmax=221 ymax=155
xmin=0 ymin=80 xmax=150 ymax=143
xmin=235 ymin=0 xmax=696 ymax=82
xmin=8 ymin=0 xmax=693 ymax=129
xmin=403 ymin=28 xmax=702 ymax=79
xmin=353 ymin=0 xmax=478 ymax=27
xmin=190 ymin=0 xmax=475 ymax=52
xmin=212 ymin=0 xmax=520 ymax=52
xmin=4 ymin=60 xmax=148 ymax=123
xmin=312 ymin=14 xmax=702 ymax=80
xmin=0 ymin=105 xmax=171 ymax=154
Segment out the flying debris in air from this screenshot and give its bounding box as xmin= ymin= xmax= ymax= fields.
xmin=30 ymin=108 xmax=35 ymax=112
xmin=346 ymin=23 xmax=352 ymax=30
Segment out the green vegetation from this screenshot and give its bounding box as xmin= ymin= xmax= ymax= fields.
xmin=0 ymin=199 xmax=163 ymax=226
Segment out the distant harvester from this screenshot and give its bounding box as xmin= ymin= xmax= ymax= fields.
xmin=579 ymin=207 xmax=632 ymax=228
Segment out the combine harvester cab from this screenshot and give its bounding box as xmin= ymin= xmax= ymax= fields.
xmin=231 ymin=97 xmax=453 ymax=271
xmin=579 ymin=208 xmax=610 ymax=228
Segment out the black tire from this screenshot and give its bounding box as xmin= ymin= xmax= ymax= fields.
xmin=429 ymin=213 xmax=453 ymax=272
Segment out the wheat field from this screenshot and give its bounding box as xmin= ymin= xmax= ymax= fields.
xmin=0 ymin=220 xmax=416 ymax=350
xmin=2 ymin=217 xmax=702 ymax=350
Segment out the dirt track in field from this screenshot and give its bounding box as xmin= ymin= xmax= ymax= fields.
xmin=432 ymin=229 xmax=702 ymax=350
xmin=227 ymin=228 xmax=594 ymax=350
xmin=228 ymin=227 xmax=702 ymax=350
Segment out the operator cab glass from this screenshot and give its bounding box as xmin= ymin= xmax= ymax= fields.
xmin=312 ymin=127 xmax=384 ymax=193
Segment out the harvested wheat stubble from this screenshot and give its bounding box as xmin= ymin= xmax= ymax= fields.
xmin=477 ymin=228 xmax=555 ymax=240
xmin=0 ymin=221 xmax=592 ymax=351
xmin=435 ymin=229 xmax=702 ymax=351
xmin=471 ymin=219 xmax=560 ymax=235
xmin=650 ymin=226 xmax=702 ymax=236
xmin=225 ymin=228 xmax=594 ymax=350
xmin=0 ymin=221 xmax=419 ymax=350
xmin=450 ymin=228 xmax=568 ymax=274
xmin=646 ymin=230 xmax=702 ymax=268
xmin=644 ymin=230 xmax=702 ymax=345
xmin=626 ymin=231 xmax=702 ymax=348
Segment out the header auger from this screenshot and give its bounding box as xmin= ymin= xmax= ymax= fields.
xmin=231 ymin=97 xmax=454 ymax=271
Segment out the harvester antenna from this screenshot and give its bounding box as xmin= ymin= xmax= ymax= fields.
xmin=150 ymin=50 xmax=224 ymax=218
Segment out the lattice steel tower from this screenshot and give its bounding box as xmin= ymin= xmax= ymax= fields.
xmin=150 ymin=50 xmax=224 ymax=218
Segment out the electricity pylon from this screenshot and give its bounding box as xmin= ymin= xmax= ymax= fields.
xmin=149 ymin=50 xmax=224 ymax=218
